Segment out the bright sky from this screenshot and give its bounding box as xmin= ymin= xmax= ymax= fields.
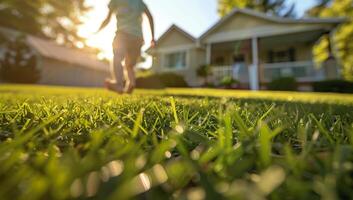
xmin=78 ymin=0 xmax=318 ymax=63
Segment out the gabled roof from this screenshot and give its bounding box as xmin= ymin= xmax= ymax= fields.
xmin=199 ymin=8 xmax=345 ymax=41
xmin=27 ymin=36 xmax=108 ymax=72
xmin=156 ymin=24 xmax=196 ymax=44
xmin=0 ymin=26 xmax=109 ymax=72
xmin=147 ymin=24 xmax=196 ymax=53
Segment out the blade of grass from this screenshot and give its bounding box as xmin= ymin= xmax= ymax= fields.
xmin=132 ymin=109 xmax=145 ymax=138
xmin=309 ymin=114 xmax=334 ymax=145
xmin=170 ymin=97 xmax=179 ymax=125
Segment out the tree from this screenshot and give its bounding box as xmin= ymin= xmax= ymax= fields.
xmin=305 ymin=0 xmax=331 ymax=17
xmin=0 ymin=35 xmax=40 ymax=83
xmin=218 ymin=0 xmax=295 ymax=17
xmin=0 ymin=0 xmax=90 ymax=48
xmin=308 ymin=0 xmax=353 ymax=81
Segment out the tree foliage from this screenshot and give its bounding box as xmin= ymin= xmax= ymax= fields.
xmin=0 ymin=35 xmax=40 ymax=83
xmin=218 ymin=0 xmax=295 ymax=17
xmin=306 ymin=0 xmax=331 ymax=17
xmin=0 ymin=0 xmax=90 ymax=47
xmin=308 ymin=0 xmax=353 ymax=81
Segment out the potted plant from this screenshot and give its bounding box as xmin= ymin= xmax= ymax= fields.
xmin=196 ymin=64 xmax=213 ymax=87
xmin=219 ymin=76 xmax=239 ymax=89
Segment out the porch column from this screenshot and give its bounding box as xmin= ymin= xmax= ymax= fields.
xmin=206 ymin=43 xmax=212 ymax=65
xmin=250 ymin=37 xmax=259 ymax=91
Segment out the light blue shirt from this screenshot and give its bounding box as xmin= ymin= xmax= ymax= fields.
xmin=109 ymin=0 xmax=144 ymax=38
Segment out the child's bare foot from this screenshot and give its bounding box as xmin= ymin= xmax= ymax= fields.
xmin=124 ymin=84 xmax=135 ymax=94
xmin=105 ymin=79 xmax=124 ymax=94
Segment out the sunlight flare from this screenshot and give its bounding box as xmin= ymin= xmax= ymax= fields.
xmin=78 ymin=0 xmax=152 ymax=67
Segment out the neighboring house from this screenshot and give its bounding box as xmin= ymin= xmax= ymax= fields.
xmin=0 ymin=27 xmax=110 ymax=87
xmin=148 ymin=8 xmax=345 ymax=90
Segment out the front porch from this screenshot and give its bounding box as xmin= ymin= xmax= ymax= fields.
xmin=205 ymin=29 xmax=337 ymax=90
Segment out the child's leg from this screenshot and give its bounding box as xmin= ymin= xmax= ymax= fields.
xmin=112 ymin=49 xmax=125 ymax=90
xmin=108 ymin=34 xmax=126 ymax=93
xmin=106 ymin=50 xmax=125 ymax=93
xmin=124 ymin=53 xmax=139 ymax=93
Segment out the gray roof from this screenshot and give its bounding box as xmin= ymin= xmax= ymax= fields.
xmin=0 ymin=27 xmax=109 ymax=72
xmin=27 ymin=36 xmax=109 ymax=72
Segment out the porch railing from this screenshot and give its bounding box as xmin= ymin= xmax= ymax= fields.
xmin=212 ymin=61 xmax=326 ymax=84
xmin=263 ymin=61 xmax=325 ymax=82
xmin=212 ymin=66 xmax=233 ymax=83
xmin=212 ymin=65 xmax=249 ymax=83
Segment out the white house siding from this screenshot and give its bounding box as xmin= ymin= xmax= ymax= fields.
xmin=150 ymin=48 xmax=202 ymax=87
xmin=190 ymin=48 xmax=207 ymax=85
xmin=151 ymin=26 xmax=205 ymax=87
xmin=38 ymin=58 xmax=110 ymax=87
xmin=173 ymin=48 xmax=206 ymax=86
xmin=157 ymin=49 xmax=197 ymax=87
xmin=157 ymin=30 xmax=194 ymax=48
xmin=206 ymin=13 xmax=272 ymax=37
xmin=153 ymin=47 xmax=206 ymax=87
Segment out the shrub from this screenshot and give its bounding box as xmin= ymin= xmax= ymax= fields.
xmin=219 ymin=76 xmax=239 ymax=89
xmin=136 ymin=72 xmax=188 ymax=89
xmin=158 ymin=72 xmax=189 ymax=87
xmin=203 ymin=82 xmax=216 ymax=88
xmin=313 ymin=80 xmax=353 ymax=93
xmin=135 ymin=75 xmax=164 ymax=89
xmin=267 ymin=77 xmax=298 ymax=91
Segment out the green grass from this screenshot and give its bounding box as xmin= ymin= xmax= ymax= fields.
xmin=0 ymin=84 xmax=353 ymax=200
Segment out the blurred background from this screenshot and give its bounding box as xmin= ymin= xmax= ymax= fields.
xmin=0 ymin=0 xmax=352 ymax=93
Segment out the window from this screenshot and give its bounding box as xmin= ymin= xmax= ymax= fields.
xmin=165 ymin=51 xmax=187 ymax=69
xmin=268 ymin=48 xmax=296 ymax=63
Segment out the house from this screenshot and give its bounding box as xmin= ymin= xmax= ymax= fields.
xmin=0 ymin=27 xmax=110 ymax=87
xmin=148 ymin=8 xmax=345 ymax=90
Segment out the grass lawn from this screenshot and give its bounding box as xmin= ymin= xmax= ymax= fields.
xmin=0 ymin=84 xmax=353 ymax=200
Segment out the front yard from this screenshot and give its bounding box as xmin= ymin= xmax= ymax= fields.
xmin=0 ymin=85 xmax=352 ymax=199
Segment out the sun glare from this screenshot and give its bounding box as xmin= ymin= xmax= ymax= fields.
xmin=79 ymin=0 xmax=152 ymax=68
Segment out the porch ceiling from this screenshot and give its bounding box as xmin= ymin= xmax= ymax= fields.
xmin=259 ymin=30 xmax=326 ymax=48
xmin=210 ymin=29 xmax=325 ymax=51
xmin=212 ymin=41 xmax=246 ymax=51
